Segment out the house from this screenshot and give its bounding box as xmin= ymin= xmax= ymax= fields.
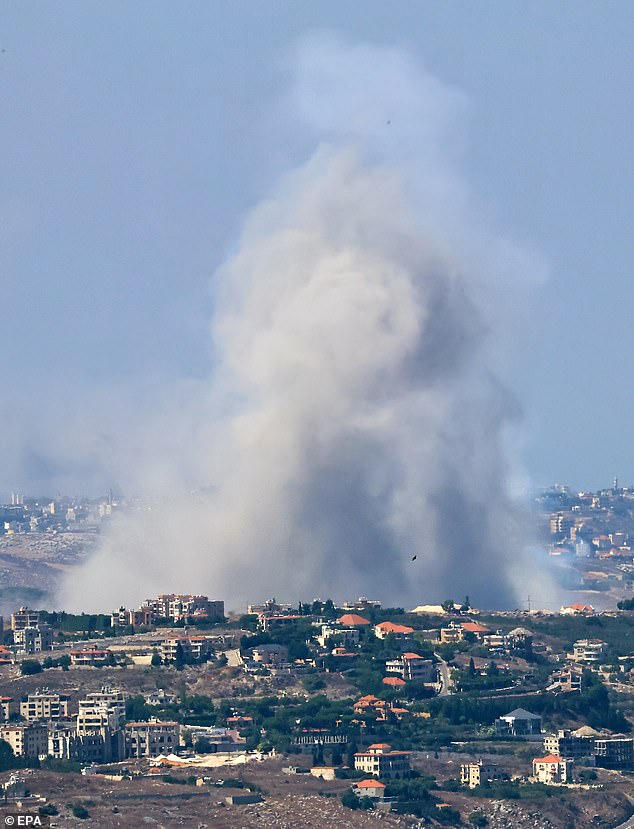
xmin=70 ymin=645 xmax=113 ymax=666
xmin=382 ymin=676 xmax=406 ymax=688
xmin=570 ymin=639 xmax=607 ymax=665
xmin=460 ymin=760 xmax=500 ymax=788
xmin=374 ymin=621 xmax=415 ymax=640
xmin=561 ymin=604 xmax=594 ymax=616
xmin=385 ymin=653 xmax=437 ymax=683
xmin=353 ymin=779 xmax=386 ymax=799
xmin=461 ymin=621 xmax=491 ymax=639
xmin=317 ymin=625 xmax=360 ymax=648
xmin=547 ymin=664 xmax=583 ymax=694
xmin=533 ymin=754 xmax=573 ymax=783
xmin=354 ymin=743 xmax=411 ymax=780
xmin=250 ymin=644 xmax=289 ymax=665
xmin=258 ymin=614 xmax=302 ymax=632
xmin=13 ymin=624 xmax=52 ymax=654
xmin=495 ymin=708 xmax=542 ymax=737
xmin=161 ymin=636 xmax=213 ymax=663
xmin=440 ymin=624 xmax=464 ymax=644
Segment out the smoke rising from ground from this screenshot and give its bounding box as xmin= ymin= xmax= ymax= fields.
xmin=58 ymin=35 xmax=550 ymax=612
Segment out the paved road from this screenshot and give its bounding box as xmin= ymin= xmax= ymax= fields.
xmin=435 ymin=653 xmax=453 ymax=697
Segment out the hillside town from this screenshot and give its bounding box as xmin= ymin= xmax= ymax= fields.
xmin=1 ymin=579 xmax=634 ymax=827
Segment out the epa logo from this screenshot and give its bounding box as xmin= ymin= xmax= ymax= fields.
xmin=4 ymin=816 xmax=50 ymax=826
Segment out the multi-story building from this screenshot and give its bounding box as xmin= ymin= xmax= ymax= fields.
xmin=594 ymin=736 xmax=634 ymax=770
xmin=141 ymin=595 xmax=224 ymax=623
xmin=317 ymin=625 xmax=360 ymax=649
xmin=0 ymin=723 xmax=48 ymax=758
xmin=160 ymin=636 xmax=213 ymax=663
xmin=440 ymin=624 xmax=464 ymax=644
xmin=77 ymin=688 xmax=126 ymax=733
xmin=0 ymin=697 xmax=15 ymax=721
xmin=13 ymin=625 xmax=53 ymax=655
xmin=110 ymin=607 xmax=155 ymax=628
xmin=258 ymin=614 xmax=302 ymax=632
xmin=48 ymin=725 xmax=109 ymax=764
xmin=354 ymin=743 xmax=411 ymax=780
xmin=460 ymin=761 xmax=500 ymax=789
xmin=20 ymin=691 xmax=70 ymax=722
xmin=543 ymin=729 xmax=596 ymax=764
xmin=125 ymin=720 xmax=180 ymax=758
xmin=385 ymin=653 xmax=437 ymax=683
xmin=532 ymin=754 xmax=573 ymax=784
xmin=570 ymin=639 xmax=607 ymax=665
xmin=70 ymin=646 xmax=112 ymax=666
xmin=547 ymin=664 xmax=584 ymax=694
xmin=250 ymin=644 xmax=289 ymax=665
xmin=10 ymin=607 xmax=41 ymax=631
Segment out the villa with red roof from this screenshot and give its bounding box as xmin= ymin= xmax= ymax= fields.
xmin=374 ymin=621 xmax=415 ymax=640
xmin=353 ymin=779 xmax=386 ymax=799
xmin=532 ymin=754 xmax=573 ymax=784
xmin=338 ymin=613 xmax=371 ymax=627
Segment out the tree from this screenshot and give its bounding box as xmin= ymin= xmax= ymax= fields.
xmin=441 ymin=599 xmax=455 ymax=613
xmin=174 ymin=642 xmax=185 ymax=671
xmin=341 ymin=790 xmax=360 ymax=810
xmin=461 ymin=595 xmax=471 ymax=611
xmin=151 ymin=650 xmax=162 ymax=667
xmin=469 ymin=811 xmax=488 ymax=827
xmin=468 ymin=657 xmax=476 ymax=676
xmin=20 ymin=660 xmax=43 ymax=676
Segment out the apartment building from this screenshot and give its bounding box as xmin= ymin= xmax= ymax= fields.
xmin=141 ymin=595 xmax=224 ymax=623
xmin=250 ymin=644 xmax=289 ymax=665
xmin=126 ymin=720 xmax=180 ymax=758
xmin=354 ymin=743 xmax=411 ymax=780
xmin=594 ymin=736 xmax=634 ymax=770
xmin=20 ymin=690 xmax=70 ymax=721
xmin=0 ymin=697 xmax=14 ymax=721
xmin=543 ymin=729 xmax=597 ymax=764
xmin=0 ymin=723 xmax=48 ymax=758
xmin=161 ymin=636 xmax=213 ymax=663
xmin=10 ymin=607 xmax=41 ymax=631
xmin=317 ymin=625 xmax=360 ymax=648
xmin=77 ymin=688 xmax=126 ymax=733
xmin=495 ymin=708 xmax=542 ymax=737
xmin=13 ymin=625 xmax=52 ymax=655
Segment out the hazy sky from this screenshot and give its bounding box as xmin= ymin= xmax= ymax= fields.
xmin=2 ymin=1 xmax=633 ymax=495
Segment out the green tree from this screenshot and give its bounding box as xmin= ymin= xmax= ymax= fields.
xmin=151 ymin=650 xmax=162 ymax=667
xmin=20 ymin=660 xmax=43 ymax=676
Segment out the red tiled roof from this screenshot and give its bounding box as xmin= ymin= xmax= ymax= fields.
xmin=368 ymin=743 xmax=392 ymax=749
xmin=338 ymin=613 xmax=371 ymax=626
xmin=382 ymin=677 xmax=406 ymax=686
xmin=375 ymin=621 xmax=414 ymax=634
xmin=356 ymin=779 xmax=386 ymax=789
xmin=402 ymin=652 xmax=423 ymax=659
xmin=461 ymin=622 xmax=491 ymax=634
xmin=534 ymin=754 xmax=565 ymax=764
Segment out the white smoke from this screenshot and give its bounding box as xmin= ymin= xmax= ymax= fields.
xmin=58 ymin=34 xmax=550 ymax=612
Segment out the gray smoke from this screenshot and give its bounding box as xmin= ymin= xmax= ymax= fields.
xmin=58 ymin=34 xmax=550 ymax=612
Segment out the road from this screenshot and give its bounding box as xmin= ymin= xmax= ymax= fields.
xmin=435 ymin=653 xmax=453 ymax=697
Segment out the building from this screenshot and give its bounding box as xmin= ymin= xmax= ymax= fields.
xmin=440 ymin=624 xmax=465 ymax=644
xmin=70 ymin=645 xmax=113 ymax=666
xmin=317 ymin=625 xmax=360 ymax=648
xmin=161 ymin=636 xmax=213 ymax=663
xmin=342 ymin=597 xmax=381 ymax=613
xmin=561 ymin=603 xmax=594 ymax=616
xmin=141 ymin=595 xmax=224 ymax=623
xmin=20 ymin=690 xmax=69 ymax=721
xmin=353 ymin=779 xmax=386 ymax=799
xmin=257 ymin=614 xmax=302 ymax=632
xmin=547 ymin=664 xmax=583 ymax=694
xmin=126 ymin=720 xmax=180 ymax=758
xmin=0 ymin=697 xmax=14 ymax=721
xmin=532 ymin=754 xmax=573 ymax=784
xmin=543 ymin=729 xmax=597 ymax=765
xmin=385 ymin=653 xmax=437 ymax=683
xmin=13 ymin=624 xmax=52 ymax=655
xmin=250 ymin=644 xmax=289 ymax=665
xmin=247 ymin=598 xmax=293 ymax=615
xmin=374 ymin=621 xmax=415 ymax=640
xmin=48 ymin=726 xmax=110 ymax=764
xmin=77 ymin=688 xmax=126 ymax=733
xmin=354 ymin=743 xmax=411 ymax=780
xmin=594 ymin=736 xmax=634 ymax=770
xmin=460 ymin=761 xmax=500 ymax=789
xmin=0 ymin=723 xmax=48 ymax=758
xmin=111 ymin=606 xmax=155 ymax=628
xmin=461 ymin=621 xmax=492 ymax=639
xmin=570 ymin=639 xmax=607 ymax=665
xmin=10 ymin=607 xmax=41 ymax=631
xmin=495 ymin=708 xmax=542 ymax=737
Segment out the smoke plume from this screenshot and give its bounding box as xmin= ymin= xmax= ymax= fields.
xmin=58 ymin=35 xmax=547 ymax=612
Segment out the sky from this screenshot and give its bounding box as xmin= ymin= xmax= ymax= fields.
xmin=1 ymin=1 xmax=634 ymax=496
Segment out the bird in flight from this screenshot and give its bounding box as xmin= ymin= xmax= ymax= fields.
xmin=411 ymin=554 xmax=417 ymax=561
